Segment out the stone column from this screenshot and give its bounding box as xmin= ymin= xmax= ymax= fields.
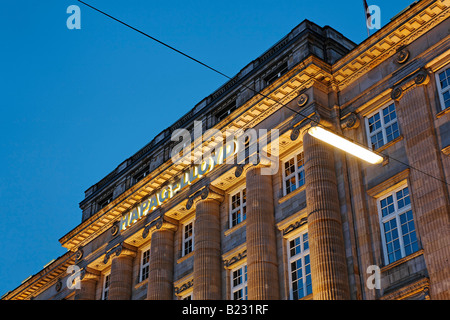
xmin=303 ymin=130 xmax=350 ymax=300
xmin=74 ymin=268 xmax=100 ymax=300
xmin=146 ymin=218 xmax=177 ymax=300
xmin=246 ymin=165 xmax=280 ymax=300
xmin=393 ymin=73 xmax=450 ymax=299
xmin=107 ymin=244 xmax=137 ymax=300
xmin=192 ymin=187 xmax=223 ymax=300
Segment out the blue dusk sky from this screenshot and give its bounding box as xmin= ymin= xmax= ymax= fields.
xmin=0 ymin=0 xmax=413 ymax=296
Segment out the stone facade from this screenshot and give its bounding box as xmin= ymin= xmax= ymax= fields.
xmin=3 ymin=0 xmax=450 ymax=301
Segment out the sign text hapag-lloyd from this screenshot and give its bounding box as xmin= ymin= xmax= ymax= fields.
xmin=119 ymin=141 xmax=237 ymax=231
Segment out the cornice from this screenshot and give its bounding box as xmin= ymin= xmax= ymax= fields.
xmin=332 ymin=0 xmax=449 ymax=90
xmin=3 ymin=251 xmax=76 ymax=300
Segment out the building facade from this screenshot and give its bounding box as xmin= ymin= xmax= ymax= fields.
xmin=3 ymin=0 xmax=450 ymax=300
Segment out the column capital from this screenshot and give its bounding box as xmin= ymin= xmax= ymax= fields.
xmin=186 ymin=185 xmax=224 ymax=210
xmin=142 ymin=215 xmax=178 ymax=239
xmin=80 ymin=267 xmax=101 ymax=282
xmin=103 ymin=242 xmax=137 ymax=264
xmin=391 ymin=67 xmax=430 ymax=101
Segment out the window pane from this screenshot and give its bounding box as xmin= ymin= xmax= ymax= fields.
xmin=368 ymin=113 xmax=381 ymax=133
xmin=381 ymin=195 xmax=394 ymax=217
xmin=400 ymin=210 xmax=419 ymax=256
xmin=371 ymin=131 xmax=384 ymax=149
xmin=384 ymin=219 xmax=401 ymax=264
xmin=284 ymin=158 xmax=295 ymax=176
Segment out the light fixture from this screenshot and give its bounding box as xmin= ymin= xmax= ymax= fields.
xmin=308 ymin=126 xmax=383 ymax=164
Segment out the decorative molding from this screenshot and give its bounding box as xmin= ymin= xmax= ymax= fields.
xmin=223 ymin=250 xmax=247 ymax=268
xmin=395 ymin=48 xmax=410 ymax=64
xmin=75 ymin=248 xmax=83 ymax=263
xmin=282 ymin=217 xmax=308 ymax=236
xmin=381 ymin=276 xmax=430 ymax=300
xmin=297 ymin=93 xmax=309 ymax=107
xmin=340 ymin=112 xmax=360 ymax=130
xmin=142 ymin=214 xmax=178 ymax=239
xmin=367 ymin=168 xmax=410 ymax=198
xmin=391 ymin=86 xmax=403 ymax=100
xmin=103 ymin=243 xmax=136 ymax=264
xmin=186 ymin=185 xmax=224 ymax=210
xmin=174 ymin=279 xmax=193 ymax=295
xmin=442 ymin=145 xmax=450 ymax=156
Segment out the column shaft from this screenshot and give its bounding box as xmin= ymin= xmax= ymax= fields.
xmin=303 ymin=132 xmax=350 ymax=300
xmin=74 ymin=279 xmax=97 ymax=300
xmin=246 ymin=166 xmax=280 ymax=300
xmin=147 ymin=228 xmax=175 ymax=300
xmin=108 ymin=254 xmax=134 ymax=300
xmin=193 ymin=199 xmax=222 ymax=300
xmin=395 ymin=85 xmax=450 ymax=299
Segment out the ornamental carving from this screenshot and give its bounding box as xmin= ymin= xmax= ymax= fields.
xmin=395 ymin=49 xmax=410 ymax=64
xmin=341 ymin=113 xmax=360 ymax=130
xmin=174 ymin=279 xmax=193 ymax=295
xmin=223 ymin=250 xmax=247 ymax=268
xmin=282 ymin=217 xmax=308 ymax=236
xmin=391 ymin=87 xmax=403 ymax=100
xmin=297 ymin=93 xmax=309 ymax=107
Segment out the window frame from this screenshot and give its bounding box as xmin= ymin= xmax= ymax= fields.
xmin=102 ymin=271 xmax=111 ymax=300
xmin=377 ymin=184 xmax=419 ymax=266
xmin=139 ymin=246 xmax=151 ymax=283
xmin=230 ymin=263 xmax=248 ymax=300
xmin=281 ymin=149 xmax=305 ymax=197
xmin=364 ymin=102 xmax=400 ymax=150
xmin=229 ymin=185 xmax=247 ymax=229
xmin=182 ymin=218 xmax=194 ymax=257
xmin=287 ymin=229 xmax=312 ymax=300
xmin=435 ymin=64 xmax=450 ymax=111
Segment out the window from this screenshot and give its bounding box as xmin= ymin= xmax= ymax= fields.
xmin=140 ymin=247 xmax=150 ymax=282
xmin=216 ymin=100 xmax=237 ymax=122
xmin=282 ymin=151 xmax=305 ymax=196
xmin=265 ymin=62 xmax=288 ymax=85
xmin=98 ymin=193 xmax=113 ymax=209
xmin=231 ymin=264 xmax=248 ymax=300
xmin=288 ymin=231 xmax=312 ymax=299
xmin=102 ymin=272 xmax=111 ymax=300
xmin=181 ymin=293 xmax=192 ymax=300
xmin=436 ymin=65 xmax=450 ymax=110
xmin=365 ymin=103 xmax=400 ymax=150
xmin=229 ymin=187 xmax=246 ymax=228
xmin=182 ymin=220 xmax=194 ymax=256
xmin=133 ymin=166 xmax=150 ymax=184
xmin=378 ymin=185 xmax=419 ymax=265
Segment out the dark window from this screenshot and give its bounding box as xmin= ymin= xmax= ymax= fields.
xmin=264 ymin=62 xmax=288 ymax=85
xmin=98 ymin=193 xmax=113 ymax=209
xmin=216 ymin=100 xmax=237 ymax=122
xmin=133 ymin=166 xmax=150 ymax=184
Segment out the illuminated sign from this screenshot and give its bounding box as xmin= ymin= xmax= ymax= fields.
xmin=119 ymin=141 xmax=237 ymax=231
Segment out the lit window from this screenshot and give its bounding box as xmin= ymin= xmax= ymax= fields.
xmin=102 ymin=272 xmax=111 ymax=300
xmin=436 ymin=65 xmax=450 ymax=110
xmin=140 ymin=247 xmax=150 ymax=282
xmin=231 ymin=264 xmax=248 ymax=300
xmin=288 ymin=231 xmax=312 ymax=299
xmin=365 ymin=103 xmax=400 ymax=150
xmin=282 ymin=151 xmax=305 ymax=196
xmin=229 ymin=187 xmax=246 ymax=228
xmin=183 ymin=220 xmax=194 ymax=256
xmin=378 ymin=185 xmax=419 ymax=265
